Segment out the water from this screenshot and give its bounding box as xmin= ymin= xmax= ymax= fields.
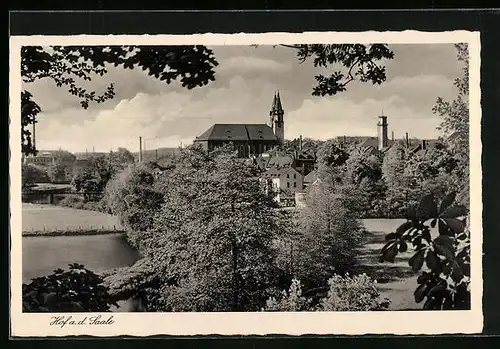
xmin=22 ymin=233 xmax=140 ymax=283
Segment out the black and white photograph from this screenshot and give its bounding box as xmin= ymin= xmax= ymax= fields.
xmin=10 ymin=31 xmax=482 ymax=336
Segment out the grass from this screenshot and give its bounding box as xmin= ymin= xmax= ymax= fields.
xmin=22 ymin=203 xmax=123 ymax=234
xmin=356 ymin=218 xmax=421 ymax=311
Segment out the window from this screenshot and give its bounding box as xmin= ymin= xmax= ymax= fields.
xmin=287 ymin=182 xmax=290 ymax=188
xmin=287 ymin=174 xmax=289 ymax=178
xmin=293 ymin=174 xmax=296 ymax=179
xmin=294 ymin=182 xmax=297 ymax=188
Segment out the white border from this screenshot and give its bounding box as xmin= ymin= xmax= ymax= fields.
xmin=9 ymin=31 xmax=483 ymax=337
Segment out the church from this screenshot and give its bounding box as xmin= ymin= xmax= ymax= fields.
xmin=194 ymin=91 xmax=285 ymax=158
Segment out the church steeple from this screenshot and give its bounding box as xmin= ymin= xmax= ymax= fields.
xmin=269 ymin=90 xmax=285 ymax=146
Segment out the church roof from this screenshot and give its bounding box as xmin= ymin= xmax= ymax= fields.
xmin=195 ymin=124 xmax=278 ymax=142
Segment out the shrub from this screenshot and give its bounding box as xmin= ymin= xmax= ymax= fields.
xmin=23 ymin=263 xmax=118 ymax=312
xmin=263 ymin=279 xmax=311 ymax=311
xmin=58 ymin=195 xmax=84 ymax=209
xmin=320 ymin=274 xmax=390 ymax=311
xmin=263 ymin=274 xmax=389 ymax=312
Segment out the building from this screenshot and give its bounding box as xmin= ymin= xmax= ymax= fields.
xmin=194 ymin=92 xmax=284 ymax=158
xmin=267 ymin=166 xmax=304 ymax=206
xmin=24 ymin=151 xmax=55 ymax=166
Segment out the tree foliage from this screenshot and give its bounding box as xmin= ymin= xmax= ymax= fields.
xmin=103 ymin=163 xmax=164 ymax=245
xmin=291 ymin=180 xmax=363 ymax=289
xmin=21 ymin=45 xmax=219 ymax=156
xmin=21 ymin=164 xmax=50 ymax=189
xmin=263 ymin=274 xmax=389 ymax=312
xmin=380 ymin=192 xmax=470 ymax=310
xmin=131 ymin=145 xmax=284 ymax=311
xmin=23 ymin=263 xmax=117 ymax=312
xmin=432 ymin=43 xmax=470 ymax=206
xmin=292 ymin=44 xmax=394 ymax=96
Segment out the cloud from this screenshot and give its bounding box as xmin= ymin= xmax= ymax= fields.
xmin=285 ymin=95 xmax=442 ymax=141
xmin=217 ymin=55 xmax=293 ymax=76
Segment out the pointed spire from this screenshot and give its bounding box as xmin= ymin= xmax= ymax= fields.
xmin=275 ymin=90 xmax=283 ymax=111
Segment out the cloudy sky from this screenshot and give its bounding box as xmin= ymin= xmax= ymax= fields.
xmin=25 ymin=44 xmax=463 ymax=153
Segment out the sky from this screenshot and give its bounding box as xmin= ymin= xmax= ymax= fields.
xmin=24 ymin=44 xmax=464 ymax=153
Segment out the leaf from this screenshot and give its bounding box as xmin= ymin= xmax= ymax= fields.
xmin=395 ymin=221 xmax=413 ymax=236
xmin=385 ymin=232 xmax=397 ymax=241
xmin=383 ymin=242 xmax=399 ymax=263
xmin=398 ymin=240 xmax=408 ymax=253
xmin=417 ymin=272 xmax=429 ymax=285
xmin=409 ymin=249 xmax=425 ymax=272
xmin=444 ymin=218 xmax=466 ymax=234
xmin=434 ymin=235 xmax=455 ymax=252
xmin=441 ymin=205 xmax=467 ymax=218
xmin=416 ymin=194 xmax=438 ymax=221
xmin=426 ymin=250 xmax=441 ymax=272
xmin=414 ymin=283 xmax=427 ymax=303
xmin=438 ymin=219 xmax=454 ymax=236
xmin=451 ymin=262 xmax=465 ymax=283
xmin=406 ymin=206 xmax=417 ymax=221
xmin=434 ymin=243 xmax=455 ymax=261
xmin=439 ymin=192 xmax=456 ymax=214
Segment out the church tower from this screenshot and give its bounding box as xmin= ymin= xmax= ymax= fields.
xmin=269 ymin=91 xmax=285 ymax=146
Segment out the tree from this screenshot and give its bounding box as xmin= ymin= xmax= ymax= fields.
xmin=21 ymin=45 xmax=219 ymax=156
xmin=344 ymin=149 xmax=386 ymax=217
xmin=72 ymin=154 xmax=116 ymax=201
xmin=380 ymin=192 xmax=470 ymax=310
xmin=21 ymin=164 xmax=50 ymax=189
xmin=133 ymin=145 xmax=283 ymax=311
xmin=48 ymin=150 xmax=76 ymax=182
xmin=316 ymin=139 xmax=349 ymax=168
xmin=432 ymin=43 xmax=469 ymax=206
xmin=291 ymin=178 xmax=363 ymax=290
xmin=103 ymin=163 xmax=164 ymax=247
xmin=281 ymin=44 xmax=394 ymax=96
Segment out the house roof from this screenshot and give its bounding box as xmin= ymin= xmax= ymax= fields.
xmin=267 ymin=154 xmax=294 ymax=168
xmin=195 ymin=124 xmax=278 ymax=142
xmin=304 ymin=170 xmax=318 ymax=183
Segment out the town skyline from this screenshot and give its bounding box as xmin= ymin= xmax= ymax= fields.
xmin=24 ymin=43 xmax=463 ymax=153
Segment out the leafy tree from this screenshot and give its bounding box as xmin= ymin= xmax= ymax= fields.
xmin=103 ymin=163 xmax=164 ymax=247
xmin=72 ymin=154 xmax=116 ymax=201
xmin=380 ymin=192 xmax=470 ymax=310
xmin=316 ymin=139 xmax=349 ymax=169
xmin=286 ymin=44 xmax=394 ymax=96
xmin=23 ymin=263 xmax=117 ymax=312
xmin=21 ymin=164 xmax=50 ymax=189
xmin=343 ymin=149 xmax=386 ymax=217
xmin=432 ymin=43 xmax=470 ymax=206
xmin=47 ymin=150 xmax=76 ymax=182
xmin=21 ymin=45 xmax=219 ymax=156
xmin=292 ymin=177 xmax=363 ymax=290
xmin=133 ymin=145 xmax=283 ymax=311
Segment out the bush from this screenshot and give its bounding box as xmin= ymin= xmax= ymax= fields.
xmin=23 ymin=264 xmax=118 ymax=312
xmin=320 ymin=274 xmax=389 ymax=311
xmin=58 ymin=195 xmax=85 ymax=209
xmin=263 ymin=274 xmax=389 ymax=312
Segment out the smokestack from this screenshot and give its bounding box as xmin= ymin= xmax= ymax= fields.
xmin=422 ymin=139 xmax=427 ymax=150
xmin=377 ymin=115 xmax=388 ymax=150
xmin=299 ymin=135 xmax=303 ymax=151
xmin=391 ymin=130 xmax=394 ymax=141
xmin=405 ymin=132 xmax=409 ymax=148
xmin=139 ymin=136 xmax=143 ymax=163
